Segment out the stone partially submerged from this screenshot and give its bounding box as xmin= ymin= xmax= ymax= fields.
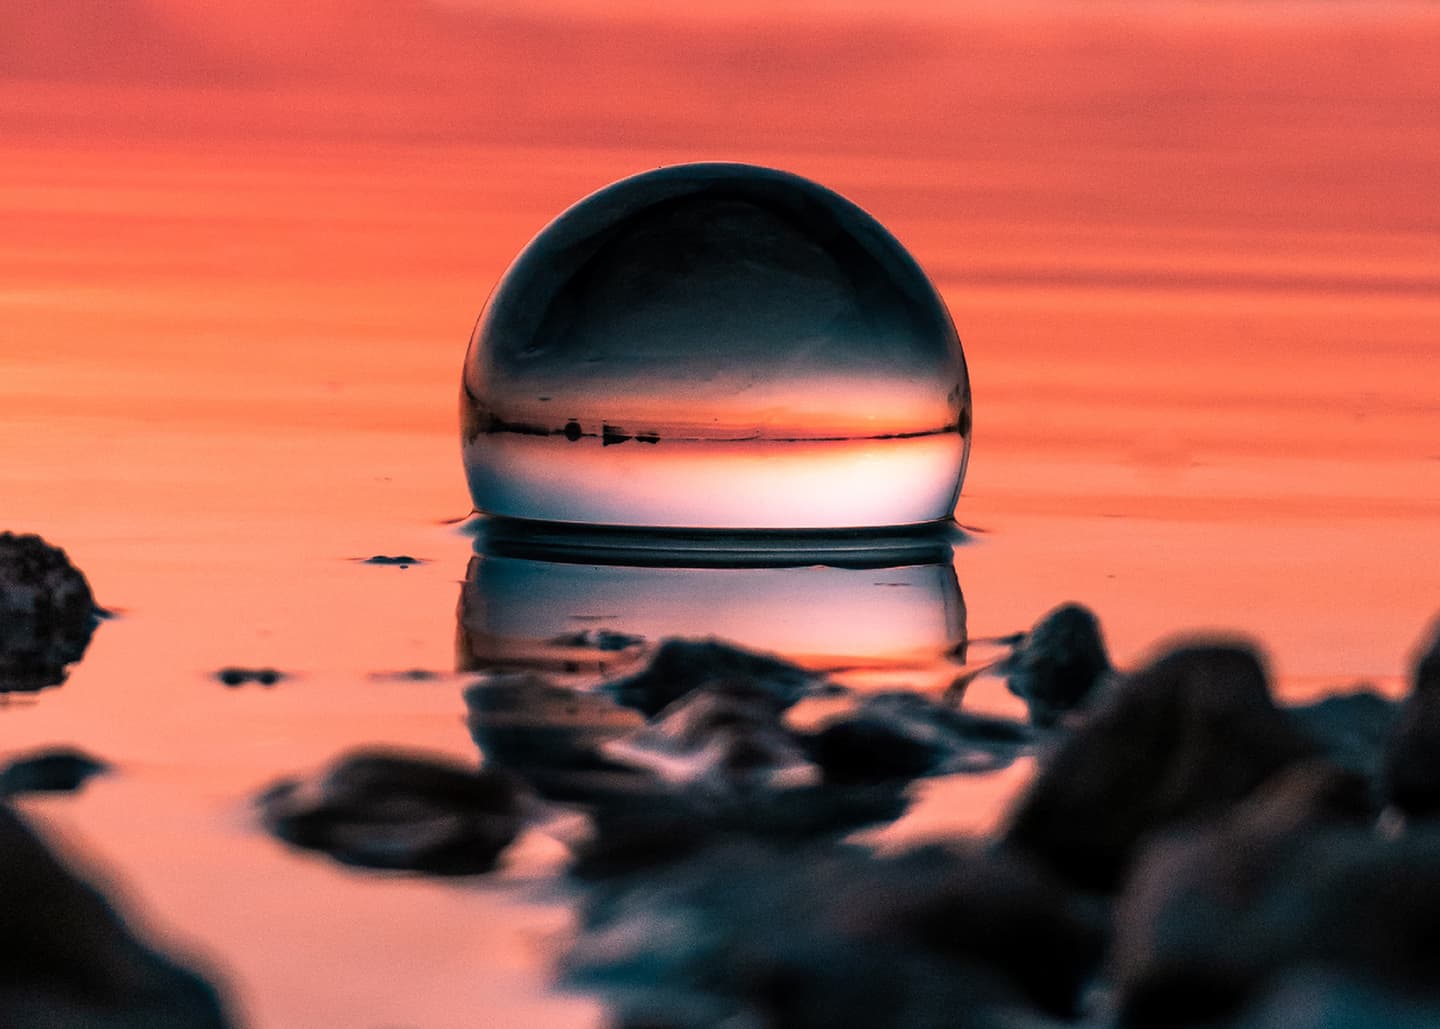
xmin=0 ymin=531 xmax=103 ymax=694
xmin=0 ymin=803 xmax=232 ymax=1028
xmin=257 ymin=749 xmax=527 ymax=875
xmin=804 ymin=691 xmax=1032 ymax=783
xmin=0 ymin=746 xmax=111 ymax=796
xmin=467 ymin=666 xmax=915 ymax=859
xmin=600 ymin=638 xmax=824 ymax=717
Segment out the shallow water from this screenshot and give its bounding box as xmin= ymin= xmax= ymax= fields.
xmin=4 ymin=4 xmax=1440 ymax=1026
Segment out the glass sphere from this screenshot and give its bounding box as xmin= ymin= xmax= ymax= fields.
xmin=461 ymin=162 xmax=971 ymax=531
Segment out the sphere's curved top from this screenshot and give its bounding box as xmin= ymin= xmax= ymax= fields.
xmin=461 ymin=162 xmax=971 ymax=531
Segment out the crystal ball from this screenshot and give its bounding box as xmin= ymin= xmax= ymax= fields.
xmin=461 ymin=162 xmax=971 ymax=530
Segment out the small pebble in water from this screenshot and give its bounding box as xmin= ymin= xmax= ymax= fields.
xmin=215 ymin=667 xmax=283 ymax=688
xmin=0 ymin=746 xmax=111 ymax=796
xmin=461 ymin=163 xmax=971 ymax=530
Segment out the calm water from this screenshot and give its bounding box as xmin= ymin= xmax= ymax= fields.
xmin=4 ymin=4 xmax=1440 ymax=1026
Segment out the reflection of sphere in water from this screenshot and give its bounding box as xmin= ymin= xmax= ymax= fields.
xmin=461 ymin=163 xmax=971 ymax=530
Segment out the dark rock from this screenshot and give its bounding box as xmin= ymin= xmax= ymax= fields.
xmin=466 ymin=672 xmax=645 ymax=779
xmin=214 ymin=667 xmax=283 ymax=687
xmin=1383 ymin=617 xmax=1440 ymax=818
xmin=368 ymin=668 xmax=441 ymax=682
xmin=565 ymin=840 xmax=1102 ymax=1027
xmin=601 ymin=638 xmax=821 ymax=717
xmin=806 ymin=691 xmax=1031 ymax=784
xmin=600 ymin=682 xmax=818 ymax=794
xmin=0 ymin=531 xmax=101 ymax=693
xmin=998 ymin=602 xmax=1111 ymax=727
xmin=1003 ymin=640 xmax=1319 ymax=892
xmin=1235 ymin=971 xmax=1440 ymax=1029
xmin=804 ymin=718 xmax=944 ymax=785
xmin=361 ymin=554 xmax=423 ymax=566
xmin=546 ymin=629 xmax=646 ymax=652
xmin=469 ymin=674 xmax=909 ymax=851
xmin=1 ymin=746 xmax=111 ymax=796
xmin=0 ymin=802 xmax=232 ymax=1027
xmin=1113 ymin=765 xmax=1439 ymax=1025
xmin=257 ymin=749 xmax=526 ymax=875
xmin=1288 ymin=688 xmax=1397 ymax=784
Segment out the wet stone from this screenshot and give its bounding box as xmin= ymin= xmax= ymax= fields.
xmin=1235 ymin=972 xmax=1440 ymax=1029
xmin=805 ymin=691 xmax=1031 ymax=784
xmin=546 ymin=628 xmax=646 ymax=652
xmin=1112 ymin=765 xmax=1439 ymax=1025
xmin=996 ymin=602 xmax=1112 ymax=727
xmin=214 ymin=667 xmax=283 ymax=687
xmin=1383 ymin=615 xmax=1440 ymax=819
xmin=466 ymin=672 xmax=646 ymax=779
xmin=0 ymin=531 xmax=102 ymax=694
xmin=564 ymin=840 xmax=1102 ymax=1027
xmin=361 ymin=554 xmax=423 ymax=567
xmin=257 ymin=749 xmax=526 ymax=875
xmin=1003 ymin=641 xmax=1320 ymax=893
xmin=0 ymin=802 xmax=233 ymax=1028
xmin=1287 ymin=687 xmax=1397 ymax=785
xmin=600 ymin=682 xmax=819 ymax=794
xmin=601 ymin=638 xmax=823 ymax=718
xmin=0 ymin=746 xmax=111 ymax=796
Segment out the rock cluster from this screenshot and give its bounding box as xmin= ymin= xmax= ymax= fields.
xmin=251 ymin=610 xmax=1440 ymax=1029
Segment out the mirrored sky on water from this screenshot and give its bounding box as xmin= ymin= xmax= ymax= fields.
xmin=2 ymin=3 xmax=1439 ymax=1026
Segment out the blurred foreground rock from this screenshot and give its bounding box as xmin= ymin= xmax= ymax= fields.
xmin=1004 ymin=641 xmax=1320 ymax=892
xmin=0 ymin=531 xmax=102 ymax=694
xmin=0 ymin=803 xmax=231 ymax=1028
xmin=0 ymin=745 xmax=111 ymax=796
xmin=258 ymin=749 xmax=526 ymax=874
xmin=1113 ymin=764 xmax=1440 ymax=1025
xmin=1384 ymin=616 xmax=1440 ymax=819
xmin=565 ymin=840 xmax=1103 ymax=1028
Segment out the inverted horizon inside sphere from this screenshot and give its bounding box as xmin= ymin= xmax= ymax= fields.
xmin=461 ymin=162 xmax=971 ymax=531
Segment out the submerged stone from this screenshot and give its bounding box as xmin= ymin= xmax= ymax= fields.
xmin=257 ymin=749 xmax=526 ymax=875
xmin=0 ymin=746 xmax=111 ymax=796
xmin=806 ymin=691 xmax=1031 ymax=784
xmin=601 ymin=638 xmax=822 ymax=718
